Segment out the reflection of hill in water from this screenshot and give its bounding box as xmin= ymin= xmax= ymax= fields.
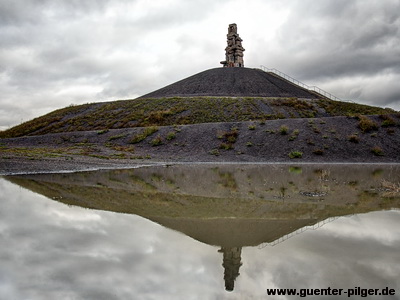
xmin=6 ymin=164 xmax=400 ymax=247
xmin=6 ymin=164 xmax=400 ymax=292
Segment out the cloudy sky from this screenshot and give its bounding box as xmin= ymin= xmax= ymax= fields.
xmin=1 ymin=0 xmax=400 ymax=130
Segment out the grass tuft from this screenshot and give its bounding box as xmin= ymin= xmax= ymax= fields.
xmin=371 ymin=146 xmax=384 ymax=156
xmin=289 ymin=151 xmax=303 ymax=159
xmin=279 ymin=125 xmax=289 ymax=135
xmin=357 ymin=115 xmax=379 ymax=133
xmin=129 ymin=126 xmax=159 ymax=144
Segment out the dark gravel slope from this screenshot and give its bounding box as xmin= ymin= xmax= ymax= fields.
xmin=2 ymin=115 xmax=399 ymax=175
xmin=139 ymin=67 xmax=320 ymax=99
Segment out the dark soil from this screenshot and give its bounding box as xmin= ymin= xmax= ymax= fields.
xmin=139 ymin=67 xmax=321 ymax=99
xmin=1 ymin=115 xmax=399 ymax=175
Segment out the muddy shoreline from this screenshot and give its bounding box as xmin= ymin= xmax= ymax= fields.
xmin=2 ymin=154 xmax=400 ymax=176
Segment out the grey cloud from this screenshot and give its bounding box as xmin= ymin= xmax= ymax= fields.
xmin=132 ymin=0 xmax=223 ymax=29
xmin=0 ymin=0 xmax=115 ymax=26
xmin=0 ymin=1 xmax=47 ymax=26
xmin=253 ymin=0 xmax=399 ymax=109
xmin=271 ymin=0 xmax=400 ymax=78
xmin=1 ymin=0 xmax=400 ymax=130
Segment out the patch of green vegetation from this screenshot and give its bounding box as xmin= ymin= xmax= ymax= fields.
xmin=313 ymin=149 xmax=324 ymax=155
xmin=0 ymin=146 xmax=73 ymax=159
xmin=129 ymin=126 xmax=159 ymax=144
xmin=288 ymin=166 xmax=302 ymax=174
xmin=88 ymin=154 xmax=110 ymax=159
xmin=273 ymin=98 xmax=315 ymax=110
xmin=348 ymin=181 xmax=358 ymax=187
xmin=357 ymin=115 xmax=378 ymax=133
xmin=372 ymin=169 xmax=383 ymax=177
xmin=60 ymin=135 xmax=72 ymax=142
xmin=289 ymin=151 xmax=303 ymax=159
xmin=97 ymin=129 xmax=109 ymax=134
xmin=380 ymin=115 xmax=396 ymax=127
xmin=109 ymin=145 xmax=135 ymax=152
xmin=348 ymin=135 xmax=360 ymax=143
xmin=150 ymin=135 xmax=163 ymax=146
xmin=130 ymin=154 xmax=151 ymax=160
xmin=288 ymin=129 xmax=300 ymax=141
xmin=108 ymin=133 xmax=127 ymax=141
xmin=312 ymin=126 xmax=321 ymax=133
xmin=318 ymin=99 xmax=396 ymax=116
xmin=130 ymin=175 xmax=157 ymax=191
xmin=371 ymin=146 xmax=384 ymax=156
xmin=279 ymin=125 xmax=289 ymax=135
xmin=218 ymin=171 xmax=238 ymax=190
xmin=144 ymin=109 xmax=175 ymax=125
xmin=217 ymin=127 xmax=239 ymax=150
xmin=386 ymin=128 xmax=395 ymax=135
xmin=166 ymin=131 xmax=176 ymax=140
xmin=209 ymin=149 xmax=220 ymax=156
xmin=219 ymin=143 xmax=233 ymax=150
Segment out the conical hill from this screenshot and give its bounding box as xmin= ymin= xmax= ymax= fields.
xmin=140 ymin=67 xmax=320 ymax=99
xmin=0 ymin=67 xmax=395 ymax=138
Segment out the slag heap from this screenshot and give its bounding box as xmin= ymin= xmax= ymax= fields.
xmin=220 ymin=23 xmax=245 ymax=67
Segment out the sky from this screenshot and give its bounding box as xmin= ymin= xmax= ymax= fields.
xmin=1 ymin=0 xmax=400 ymax=130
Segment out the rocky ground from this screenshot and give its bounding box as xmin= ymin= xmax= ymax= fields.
xmin=1 ymin=114 xmax=399 ymax=175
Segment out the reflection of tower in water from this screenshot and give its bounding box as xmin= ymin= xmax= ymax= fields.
xmin=218 ymin=247 xmax=243 ymax=291
xmin=10 ymin=165 xmax=400 ymax=293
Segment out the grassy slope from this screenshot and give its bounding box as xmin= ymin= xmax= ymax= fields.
xmin=0 ymin=97 xmax=396 ymax=138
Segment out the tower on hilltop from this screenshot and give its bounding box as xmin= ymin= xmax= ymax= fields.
xmin=220 ymin=23 xmax=245 ymax=68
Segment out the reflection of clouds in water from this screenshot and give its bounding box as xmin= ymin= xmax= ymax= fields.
xmin=0 ymin=179 xmax=221 ymax=300
xmin=0 ymin=178 xmax=400 ymax=299
xmin=323 ymin=212 xmax=400 ymax=244
xmin=236 ymin=211 xmax=400 ymax=298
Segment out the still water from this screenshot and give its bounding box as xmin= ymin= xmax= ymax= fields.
xmin=1 ymin=164 xmax=400 ymax=300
